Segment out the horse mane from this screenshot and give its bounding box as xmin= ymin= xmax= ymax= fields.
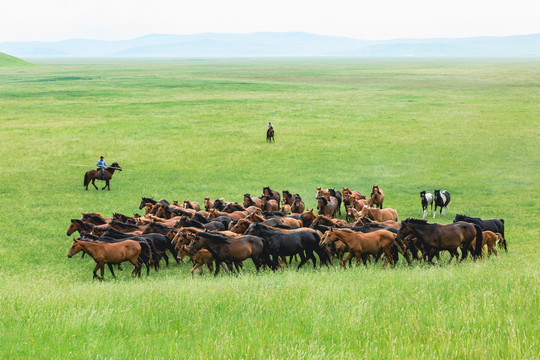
xmin=403 ymin=218 xmax=430 ymax=225
xmin=82 ymin=213 xmax=107 ymax=224
xmin=197 ymin=232 xmax=230 ymax=243
xmin=147 ymin=221 xmax=173 ymax=230
xmin=110 ymin=220 xmax=139 ymax=229
xmin=317 ymin=196 xmax=328 ymax=205
xmin=142 ymin=197 xmax=156 ymax=204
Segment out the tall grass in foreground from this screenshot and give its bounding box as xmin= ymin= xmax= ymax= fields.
xmin=0 ymin=59 xmax=538 ymax=358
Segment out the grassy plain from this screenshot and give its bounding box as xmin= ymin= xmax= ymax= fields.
xmin=0 ymin=58 xmax=538 ymax=359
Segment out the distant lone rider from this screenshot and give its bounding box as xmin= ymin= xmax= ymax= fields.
xmin=268 ymin=122 xmax=273 ymax=130
xmin=96 ymin=156 xmax=107 ymax=179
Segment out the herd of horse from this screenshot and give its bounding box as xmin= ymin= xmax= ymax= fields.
xmin=65 ymin=185 xmax=506 ymax=279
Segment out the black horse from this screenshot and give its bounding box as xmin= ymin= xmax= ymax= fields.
xmin=266 ymin=128 xmax=275 ymax=142
xmin=453 ymin=214 xmax=506 ymax=251
xmin=433 ymin=190 xmax=451 ymax=218
xmin=245 ymin=223 xmax=321 ymax=270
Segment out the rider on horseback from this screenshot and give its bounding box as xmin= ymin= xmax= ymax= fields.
xmin=96 ymin=156 xmax=107 ymax=180
xmin=268 ymin=122 xmax=273 ymax=130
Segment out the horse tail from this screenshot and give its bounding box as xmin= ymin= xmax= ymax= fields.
xmin=473 ymin=225 xmax=483 ymax=257
xmin=84 ymin=172 xmax=89 ymax=187
xmin=495 ymin=233 xmax=506 ymax=250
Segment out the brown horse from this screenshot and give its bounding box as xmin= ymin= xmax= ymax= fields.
xmin=351 ymin=198 xmax=373 ymax=211
xmin=204 ymin=197 xmax=215 ymax=211
xmin=263 ymin=187 xmax=281 ymax=204
xmin=243 ymin=194 xmax=263 ymax=209
xmin=84 ymin=162 xmax=122 ymax=191
xmin=300 ymin=209 xmax=317 ymax=227
xmin=371 ymin=185 xmax=384 ymax=209
xmin=396 ymin=218 xmax=482 ymax=264
xmin=281 ymin=201 xmax=292 ymax=215
xmin=321 ymin=228 xmax=397 ymax=268
xmin=359 ymin=206 xmax=398 ymax=222
xmin=67 ymin=239 xmax=142 ymax=279
xmin=317 ymin=197 xmax=339 ymax=218
xmin=370 ymin=185 xmax=385 ymax=209
xmin=266 ymin=127 xmax=275 ymax=142
xmin=261 ymin=196 xmax=279 ymax=212
xmin=177 ymin=245 xmax=214 ymax=276
xmin=471 ymin=231 xmax=504 ymax=257
xmin=342 ymin=188 xmax=365 ymax=209
xmin=208 ymin=209 xmax=248 ymax=220
xmin=291 ymin=197 xmax=305 ymax=214
xmin=182 ymin=200 xmax=201 ymax=212
xmin=282 ymin=191 xmax=300 ymax=206
xmin=223 ymin=203 xmax=245 ymax=213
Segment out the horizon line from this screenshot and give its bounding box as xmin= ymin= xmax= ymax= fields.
xmin=1 ymin=31 xmax=539 ymax=44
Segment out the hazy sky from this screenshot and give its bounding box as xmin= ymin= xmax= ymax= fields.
xmin=2 ymin=0 xmax=539 ymax=42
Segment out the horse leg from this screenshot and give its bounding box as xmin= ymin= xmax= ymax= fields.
xmin=191 ymin=263 xmax=201 ymax=277
xmin=341 ymin=252 xmax=354 ymax=269
xmin=296 ymin=251 xmax=308 ymax=270
xmin=433 ymin=205 xmax=437 ymax=218
xmin=92 ymin=179 xmax=98 ymax=190
xmin=92 ymin=263 xmax=100 ymax=279
xmin=306 ymin=250 xmax=317 ymax=269
xmin=423 ymin=207 xmax=427 ymax=219
xmin=214 ymin=261 xmax=222 ymax=277
xmin=107 ymin=263 xmax=116 ymax=278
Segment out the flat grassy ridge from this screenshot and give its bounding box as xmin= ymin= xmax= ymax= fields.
xmin=0 ymin=59 xmax=538 ymax=359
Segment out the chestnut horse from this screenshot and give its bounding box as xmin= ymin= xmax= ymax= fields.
xmin=177 ymin=245 xmax=214 ymax=276
xmin=183 ymin=200 xmax=201 ymax=212
xmin=370 ymin=185 xmax=384 ymax=209
xmin=261 ymin=195 xmax=279 ymax=212
xmin=84 ymin=162 xmax=122 ymax=191
xmin=67 ymin=239 xmax=143 ymax=279
xmin=359 ymin=207 xmax=398 ymax=222
xmin=321 ymin=228 xmax=397 ymax=268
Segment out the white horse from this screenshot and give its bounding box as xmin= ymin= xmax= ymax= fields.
xmin=420 ymin=191 xmax=433 ymax=219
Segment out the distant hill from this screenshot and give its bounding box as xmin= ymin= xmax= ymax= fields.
xmin=0 ymin=52 xmax=32 ymax=66
xmin=1 ymin=32 xmax=539 ymax=58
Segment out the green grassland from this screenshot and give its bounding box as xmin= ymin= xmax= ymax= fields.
xmin=0 ymin=58 xmax=538 ymax=359
xmin=0 ymin=52 xmax=32 ymax=66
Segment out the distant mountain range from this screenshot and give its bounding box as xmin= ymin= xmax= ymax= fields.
xmin=1 ymin=32 xmax=539 ymax=58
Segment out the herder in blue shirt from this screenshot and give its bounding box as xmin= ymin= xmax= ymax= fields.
xmin=96 ymin=156 xmax=107 ymax=180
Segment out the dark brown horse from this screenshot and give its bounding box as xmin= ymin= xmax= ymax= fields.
xmin=266 ymin=128 xmax=275 ymax=142
xmin=243 ymin=194 xmax=263 ymax=209
xmin=84 ymin=162 xmax=122 ymax=191
xmin=396 ymin=218 xmax=483 ymax=264
xmin=291 ymin=196 xmax=305 ymax=214
xmin=317 ymin=197 xmax=339 ymax=218
xmin=188 ymin=232 xmax=266 ymax=276
xmin=263 ymin=187 xmax=281 ymax=204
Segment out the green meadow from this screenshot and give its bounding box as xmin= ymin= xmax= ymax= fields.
xmin=0 ymin=58 xmax=538 ymax=359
